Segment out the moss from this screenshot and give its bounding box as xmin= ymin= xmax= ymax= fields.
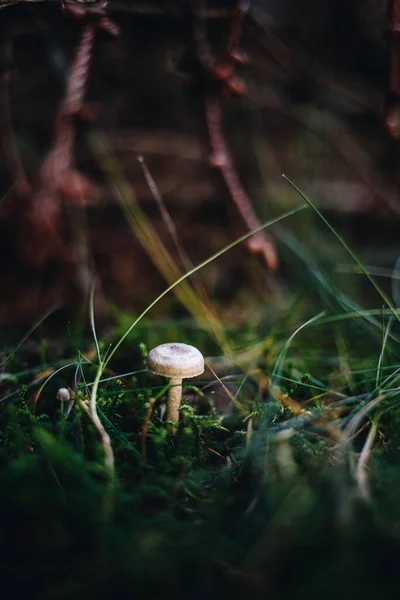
xmin=1 ymin=300 xmax=400 ymax=600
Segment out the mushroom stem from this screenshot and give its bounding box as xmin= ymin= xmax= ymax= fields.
xmin=167 ymin=378 xmax=183 ymax=434
xmin=57 ymin=387 xmax=75 ymax=418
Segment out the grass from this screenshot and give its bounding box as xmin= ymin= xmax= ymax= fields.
xmin=2 ymin=180 xmax=400 ymax=599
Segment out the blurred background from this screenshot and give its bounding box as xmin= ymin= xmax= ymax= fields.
xmin=0 ymin=0 xmax=398 ymax=334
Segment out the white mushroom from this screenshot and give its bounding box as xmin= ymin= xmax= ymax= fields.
xmin=147 ymin=343 xmax=205 ymax=434
xmin=57 ymin=387 xmax=75 ymax=418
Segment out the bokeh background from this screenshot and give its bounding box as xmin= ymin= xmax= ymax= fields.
xmin=0 ymin=0 xmax=398 ymax=332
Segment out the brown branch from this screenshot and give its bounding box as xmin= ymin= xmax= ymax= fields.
xmin=80 ymin=396 xmax=115 ymax=474
xmin=141 ymin=397 xmax=155 ymax=462
xmin=0 ymin=0 xmax=231 ymax=18
xmin=194 ymin=0 xmax=278 ymax=269
xmin=205 ymin=94 xmax=277 ymax=269
xmin=24 ymin=1 xmax=119 ymax=266
xmin=226 ymin=0 xmax=249 ymax=64
xmin=30 ymin=23 xmax=96 ymax=235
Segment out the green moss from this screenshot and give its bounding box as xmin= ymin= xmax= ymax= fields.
xmin=2 ymin=295 xmax=400 ymax=600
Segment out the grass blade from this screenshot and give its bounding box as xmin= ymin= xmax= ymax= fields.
xmin=283 ymin=174 xmax=400 ymax=322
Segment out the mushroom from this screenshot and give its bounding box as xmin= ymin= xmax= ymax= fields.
xmin=147 ymin=343 xmax=205 ymax=434
xmin=57 ymin=387 xmax=75 ymax=418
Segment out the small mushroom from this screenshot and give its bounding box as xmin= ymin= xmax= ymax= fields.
xmin=57 ymin=387 xmax=75 ymax=418
xmin=147 ymin=343 xmax=205 ymax=434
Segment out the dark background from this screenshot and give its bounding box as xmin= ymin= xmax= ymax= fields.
xmin=0 ymin=0 xmax=397 ymax=329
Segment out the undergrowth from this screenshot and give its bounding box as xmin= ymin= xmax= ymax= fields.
xmin=2 ymin=189 xmax=400 ymax=599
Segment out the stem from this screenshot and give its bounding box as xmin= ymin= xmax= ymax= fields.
xmin=79 ymin=391 xmax=114 ymax=514
xmin=87 ymin=364 xmax=115 ymax=476
xmin=26 ymin=21 xmax=97 ymax=268
xmin=167 ymin=378 xmax=183 ymax=434
xmin=355 ymin=419 xmax=379 ymax=502
xmin=193 ymin=1 xmax=278 ymax=269
xmin=141 ymin=397 xmax=156 ymax=461
xmin=89 ymin=405 xmax=115 ymax=473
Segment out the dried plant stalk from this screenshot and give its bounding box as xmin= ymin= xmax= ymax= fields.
xmin=194 ymin=0 xmax=278 ymax=269
xmin=30 ymin=23 xmax=96 ymax=237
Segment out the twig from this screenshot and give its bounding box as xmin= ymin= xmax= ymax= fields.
xmin=137 ymin=155 xmax=190 ymax=272
xmin=225 ymin=0 xmax=249 ymax=68
xmin=355 ymin=419 xmax=378 ymax=502
xmin=141 ymin=397 xmax=155 ymax=462
xmin=193 ymin=0 xmax=278 ymax=269
xmin=30 ymin=25 xmax=95 ymax=232
xmin=245 ymin=415 xmax=253 ymax=448
xmin=79 ymin=392 xmax=115 ymax=512
xmin=79 ymin=395 xmax=115 ymax=473
xmin=25 ymin=1 xmax=119 ymax=265
xmin=0 ymin=0 xmax=231 ymax=18
xmin=205 ymin=94 xmax=278 ymax=269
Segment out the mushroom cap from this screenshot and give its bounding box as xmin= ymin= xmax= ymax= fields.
xmin=57 ymin=388 xmax=71 ymax=402
xmin=147 ymin=343 xmax=204 ymax=379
